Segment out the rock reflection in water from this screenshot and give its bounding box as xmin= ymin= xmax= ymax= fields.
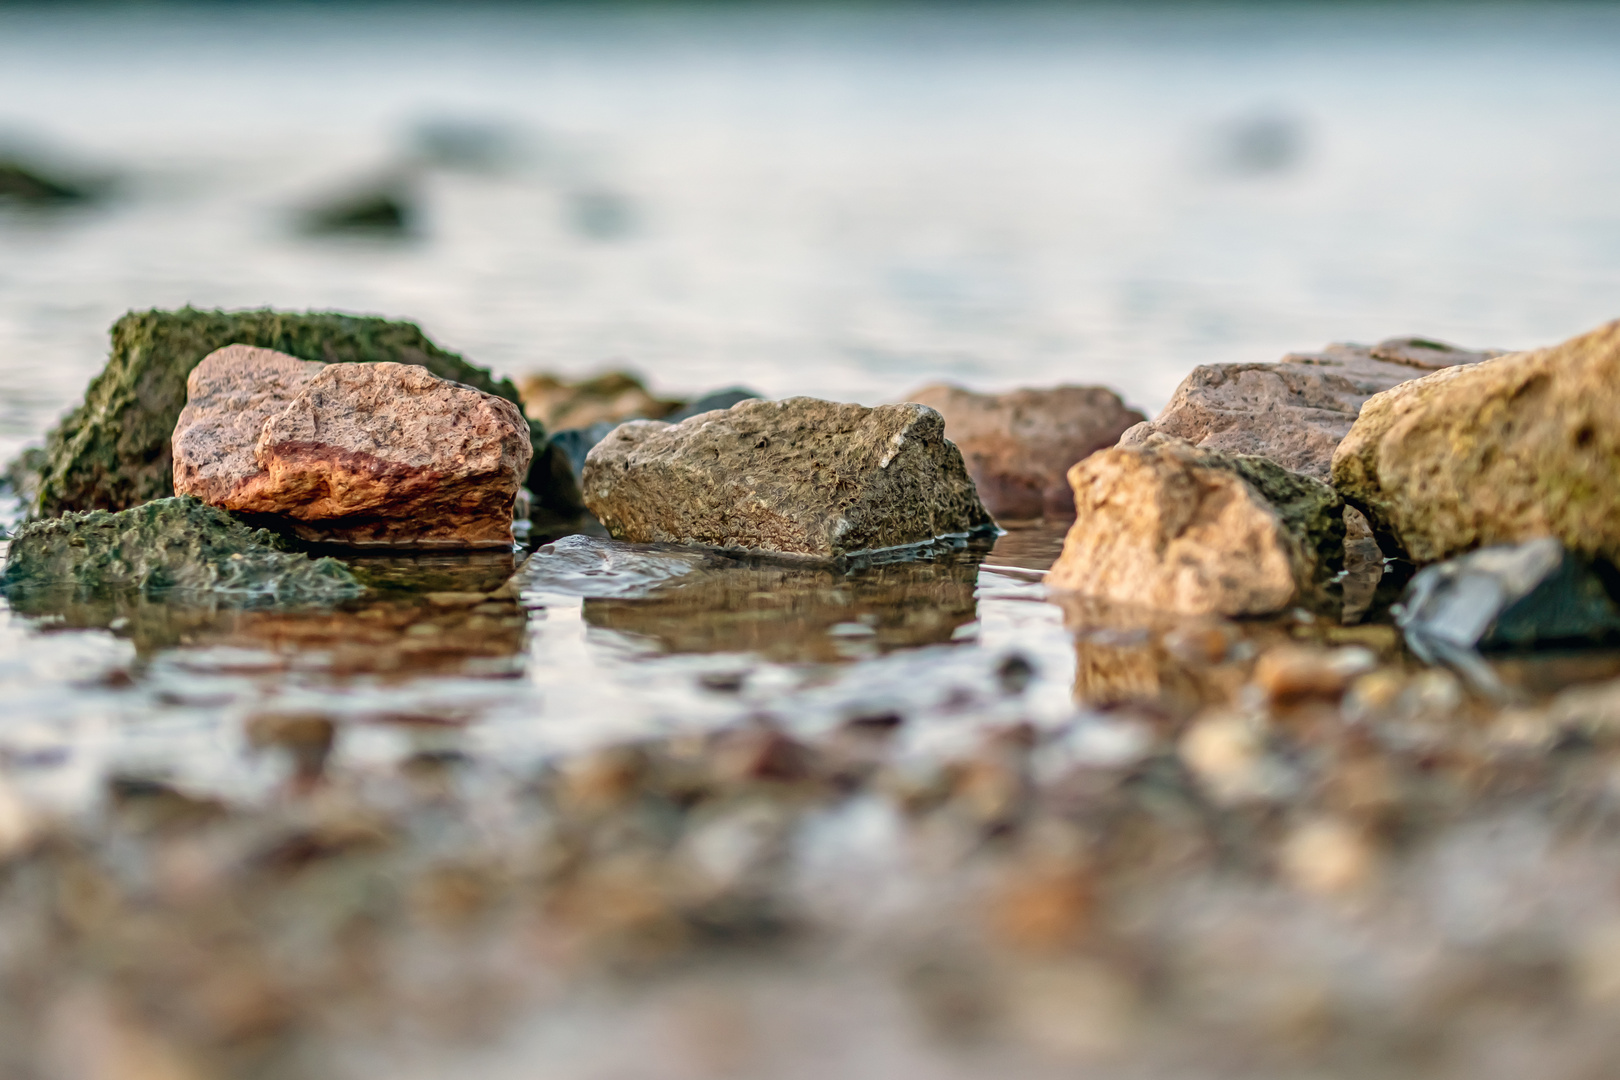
xmin=4 ymin=549 xmax=526 ymax=677
xmin=583 ymin=555 xmax=981 ymax=662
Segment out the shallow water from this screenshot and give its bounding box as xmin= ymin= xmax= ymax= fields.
xmin=6 ymin=3 xmax=1620 ymax=1077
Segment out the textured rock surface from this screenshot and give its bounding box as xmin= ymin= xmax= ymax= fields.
xmin=24 ymin=307 xmax=579 ymax=518
xmin=1120 ymin=337 xmax=1499 ymax=480
xmin=174 ymin=352 xmax=532 ymax=549
xmin=582 ymin=397 xmax=993 ymax=559
xmin=906 ymin=384 xmax=1145 ymax=520
xmin=1333 ymin=320 xmax=1620 ymax=563
xmin=0 ymin=496 xmax=360 ymax=600
xmin=1047 ymin=436 xmax=1345 ymax=617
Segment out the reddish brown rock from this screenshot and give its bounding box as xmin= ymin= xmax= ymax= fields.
xmin=1119 ymin=337 xmax=1500 ymax=481
xmin=173 ymin=347 xmax=531 ymax=549
xmin=906 ymin=384 xmax=1144 ymax=521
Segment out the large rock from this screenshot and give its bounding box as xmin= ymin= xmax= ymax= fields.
xmin=173 ymin=347 xmax=532 ymax=549
xmin=1332 ymin=320 xmax=1620 ymax=564
xmin=905 ymin=384 xmax=1145 ymax=521
xmin=581 ymin=397 xmax=993 ymax=560
xmin=23 ymin=307 xmax=580 ymax=519
xmin=1046 ymin=436 xmax=1345 ymax=617
xmin=0 ymin=496 xmax=360 ymax=601
xmin=1120 ymin=337 xmax=1499 ymax=481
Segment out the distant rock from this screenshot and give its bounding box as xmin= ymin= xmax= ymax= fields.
xmin=907 ymin=384 xmax=1144 ymax=521
xmin=1397 ymin=537 xmax=1620 ymax=662
xmin=1333 ymin=320 xmax=1620 ymax=564
xmin=20 ymin=307 xmax=581 ymax=519
xmin=298 ymin=182 xmax=412 ymax=236
xmin=0 ymin=496 xmax=360 ymax=601
xmin=1046 ymin=435 xmax=1344 ymax=617
xmin=582 ymin=397 xmax=993 ymax=560
xmin=518 ymin=370 xmax=679 ymax=432
xmin=0 ymin=157 xmax=100 ymax=206
xmin=173 ymin=347 xmax=531 ymax=549
xmin=1121 ymin=337 xmax=1500 ymax=481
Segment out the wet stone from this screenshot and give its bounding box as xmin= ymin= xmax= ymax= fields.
xmin=582 ymin=397 xmax=994 ymax=560
xmin=0 ymin=496 xmax=360 ymax=602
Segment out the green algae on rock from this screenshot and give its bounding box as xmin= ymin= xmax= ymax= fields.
xmin=1331 ymin=319 xmax=1620 ymax=564
xmin=0 ymin=496 xmax=361 ymax=601
xmin=1047 ymin=435 xmax=1346 ymax=618
xmin=24 ymin=306 xmax=581 ymax=518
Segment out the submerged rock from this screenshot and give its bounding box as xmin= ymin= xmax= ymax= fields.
xmin=1121 ymin=337 xmax=1499 ymax=481
xmin=173 ymin=347 xmax=531 ymax=549
xmin=906 ymin=384 xmax=1145 ymax=521
xmin=1046 ymin=436 xmax=1344 ymax=617
xmin=1397 ymin=537 xmax=1620 ymax=661
xmin=0 ymin=496 xmax=360 ymax=601
xmin=1333 ymin=320 xmax=1620 ymax=564
xmin=23 ymin=307 xmax=580 ymax=519
xmin=582 ymin=397 xmax=994 ymax=560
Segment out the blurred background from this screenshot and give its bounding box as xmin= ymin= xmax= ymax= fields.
xmin=2 ymin=0 xmax=1618 ymax=471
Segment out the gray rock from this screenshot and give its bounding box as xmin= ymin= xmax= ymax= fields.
xmin=582 ymin=397 xmax=994 ymax=561
xmin=1397 ymin=538 xmax=1620 ymax=662
xmin=0 ymin=496 xmax=361 ymax=601
xmin=662 ymin=388 xmax=762 ymax=424
xmin=1120 ymin=337 xmax=1500 ymax=481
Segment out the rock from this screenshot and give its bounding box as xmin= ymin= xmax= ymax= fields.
xmin=518 ymin=370 xmax=679 ymax=432
xmin=1046 ymin=436 xmax=1345 ymax=617
xmin=0 ymin=157 xmax=98 ymax=206
xmin=0 ymin=496 xmax=361 ymax=601
xmin=1396 ymin=537 xmax=1620 ymax=662
xmin=547 ymin=389 xmax=766 ymax=484
xmin=298 ymin=181 xmax=412 ymax=235
xmin=906 ymin=384 xmax=1145 ymax=521
xmin=1252 ymin=645 xmax=1377 ymax=705
xmin=1120 ymin=337 xmax=1499 ymax=481
xmin=1332 ymin=320 xmax=1620 ymax=564
xmin=22 ymin=306 xmax=581 ymax=519
xmin=173 ymin=348 xmax=531 ymax=549
xmin=581 ymin=397 xmax=994 ymax=560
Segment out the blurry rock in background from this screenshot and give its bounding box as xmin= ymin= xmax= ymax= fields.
xmin=907 ymin=384 xmax=1144 ymax=522
xmin=1208 ymin=109 xmax=1308 ymax=176
xmin=0 ymin=143 xmax=113 ymax=209
xmin=520 ymin=370 xmax=680 ymax=432
xmin=295 ymin=174 xmax=415 ymax=237
xmin=548 ymin=388 xmax=764 ymax=482
xmin=408 ymin=116 xmax=525 ymax=173
xmin=568 ymin=188 xmax=636 ymax=240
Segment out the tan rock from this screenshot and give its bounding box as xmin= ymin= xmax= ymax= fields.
xmin=173 ymin=348 xmax=531 ymax=549
xmin=581 ymin=397 xmax=993 ymax=560
xmin=517 ymin=370 xmax=678 ymax=430
xmin=905 ymin=384 xmax=1144 ymax=521
xmin=1332 ymin=320 xmax=1620 ymax=563
xmin=1046 ymin=436 xmax=1345 ymax=617
xmin=1120 ymin=337 xmax=1498 ymax=480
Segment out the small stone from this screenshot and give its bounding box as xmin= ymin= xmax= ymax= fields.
xmin=0 ymin=776 xmax=37 ymax=863
xmin=1121 ymin=337 xmax=1497 ymax=480
xmin=1046 ymin=436 xmax=1345 ymax=617
xmin=174 ymin=350 xmax=532 ymax=549
xmin=1252 ymin=645 xmax=1377 ymax=705
xmin=1396 ymin=537 xmax=1620 ymax=662
xmin=905 ymin=383 xmax=1144 ymax=520
xmin=0 ymin=496 xmax=361 ymax=600
xmin=582 ymin=397 xmax=993 ymax=560
xmin=1279 ymin=816 xmax=1377 ymax=896
xmin=1332 ymin=320 xmax=1620 ymax=563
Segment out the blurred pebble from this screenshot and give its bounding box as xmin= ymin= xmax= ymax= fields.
xmin=1280 ymin=816 xmax=1378 ymax=896
xmin=1179 ymin=712 xmax=1269 ymax=803
xmin=987 ymin=862 xmax=1094 ymax=951
xmin=1004 ymin=960 xmax=1137 ymax=1060
xmin=1253 ymin=645 xmax=1377 ymax=705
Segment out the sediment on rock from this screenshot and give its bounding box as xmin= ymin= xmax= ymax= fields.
xmin=1120 ymin=337 xmax=1498 ymax=481
xmin=906 ymin=383 xmax=1144 ymax=521
xmin=1047 ymin=435 xmax=1345 ymax=618
xmin=0 ymin=496 xmax=361 ymax=601
xmin=22 ymin=307 xmax=581 ymax=519
xmin=1332 ymin=319 xmax=1620 ymax=564
xmin=582 ymin=397 xmax=994 ymax=561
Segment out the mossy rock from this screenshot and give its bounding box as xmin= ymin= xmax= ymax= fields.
xmin=26 ymin=307 xmax=582 ymax=518
xmin=0 ymin=496 xmax=362 ymax=601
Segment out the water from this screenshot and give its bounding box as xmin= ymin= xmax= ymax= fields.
xmin=6 ymin=4 xmax=1620 ymax=1077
